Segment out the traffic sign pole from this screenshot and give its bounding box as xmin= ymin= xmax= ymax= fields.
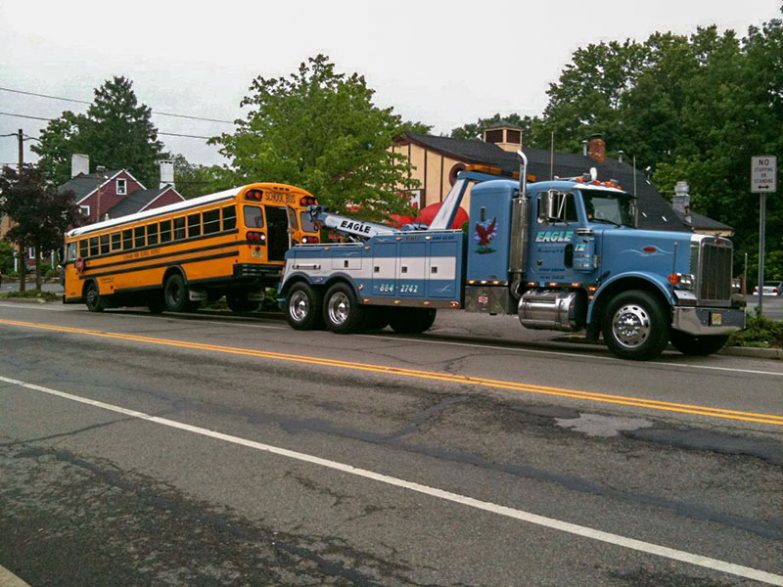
xmin=758 ymin=193 xmax=765 ymax=316
xmin=751 ymin=155 xmax=777 ymax=317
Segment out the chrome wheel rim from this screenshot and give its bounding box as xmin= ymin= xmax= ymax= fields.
xmin=289 ymin=290 xmax=310 ymax=322
xmin=327 ymin=292 xmax=350 ymax=326
xmin=611 ymin=303 xmax=651 ymax=349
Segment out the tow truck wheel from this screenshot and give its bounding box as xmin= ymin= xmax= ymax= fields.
xmin=670 ymin=331 xmax=729 ymax=356
xmin=602 ymin=290 xmax=669 ymax=360
xmin=286 ymin=282 xmax=323 ymax=330
xmin=84 ymin=281 xmax=104 ymax=313
xmin=323 ymin=283 xmax=365 ymax=334
xmin=388 ymin=308 xmax=437 ymax=334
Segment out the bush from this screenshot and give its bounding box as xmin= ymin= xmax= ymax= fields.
xmin=729 ymin=312 xmax=783 ymax=348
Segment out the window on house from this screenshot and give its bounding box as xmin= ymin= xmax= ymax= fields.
xmin=203 ymin=209 xmax=220 ymax=234
xmin=173 ymin=217 xmax=186 ymax=240
xmin=187 ymin=213 xmax=201 ymax=237
xmin=147 ymin=223 xmax=159 ymax=245
xmin=116 ymin=178 xmax=127 ymax=195
xmin=134 ymin=226 xmax=145 ymax=248
xmin=160 ymin=219 xmax=172 ymax=242
xmin=80 ymin=205 xmax=90 ymax=217
xmin=122 ymin=229 xmax=133 ymax=250
xmin=222 ymin=206 xmax=236 ymax=230
xmin=506 ymin=129 xmax=521 ymax=144
xmin=99 ymin=234 xmax=110 ymax=255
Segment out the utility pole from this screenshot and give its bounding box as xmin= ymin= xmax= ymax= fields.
xmin=17 ymin=128 xmax=26 ymax=293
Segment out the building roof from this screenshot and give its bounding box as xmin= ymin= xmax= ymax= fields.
xmin=674 ymin=210 xmax=733 ymax=232
xmin=401 ymin=132 xmax=691 ymax=232
xmin=58 ymin=170 xmax=126 ymax=200
xmin=106 ymin=186 xmax=176 ymax=218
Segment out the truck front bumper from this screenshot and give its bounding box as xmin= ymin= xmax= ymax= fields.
xmin=672 ymin=306 xmax=745 ymax=336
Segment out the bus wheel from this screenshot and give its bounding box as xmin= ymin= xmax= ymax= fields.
xmin=227 ymin=292 xmax=261 ymax=314
xmin=670 ymin=331 xmax=729 ymax=356
xmin=323 ymin=283 xmax=364 ymax=334
xmin=164 ymin=273 xmax=189 ymax=312
xmin=147 ymin=293 xmax=165 ymax=314
xmin=286 ymin=282 xmax=323 ymax=330
xmin=363 ymin=306 xmax=391 ymax=331
xmin=389 ymin=308 xmax=436 ymax=334
xmin=84 ymin=282 xmax=104 ymax=313
xmin=602 ymin=290 xmax=669 ymax=360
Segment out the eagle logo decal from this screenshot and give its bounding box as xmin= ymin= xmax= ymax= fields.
xmin=474 ymin=218 xmax=497 ymax=254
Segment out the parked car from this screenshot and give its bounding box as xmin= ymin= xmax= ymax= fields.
xmin=752 ymin=281 xmax=783 ymax=296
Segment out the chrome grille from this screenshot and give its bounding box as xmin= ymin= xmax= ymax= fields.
xmin=698 ymin=241 xmax=732 ymax=303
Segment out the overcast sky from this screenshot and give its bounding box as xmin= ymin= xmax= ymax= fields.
xmin=1 ymin=0 xmax=779 ymax=173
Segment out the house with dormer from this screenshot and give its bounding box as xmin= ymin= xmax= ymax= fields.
xmin=59 ymin=154 xmax=185 ymax=223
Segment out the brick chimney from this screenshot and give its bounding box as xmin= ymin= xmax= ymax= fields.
xmin=587 ymin=134 xmax=606 ymax=164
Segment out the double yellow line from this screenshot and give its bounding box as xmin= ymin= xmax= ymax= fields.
xmin=2 ymin=318 xmax=782 ymax=426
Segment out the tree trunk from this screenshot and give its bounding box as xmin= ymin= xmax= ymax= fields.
xmin=18 ymin=243 xmax=26 ymax=293
xmin=34 ymin=242 xmax=42 ymax=291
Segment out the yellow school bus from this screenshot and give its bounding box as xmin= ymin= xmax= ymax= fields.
xmin=63 ymin=183 xmax=319 ymax=313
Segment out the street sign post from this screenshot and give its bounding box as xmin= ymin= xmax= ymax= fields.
xmin=751 ymin=156 xmax=777 ymax=315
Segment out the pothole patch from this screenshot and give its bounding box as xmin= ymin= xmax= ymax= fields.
xmin=556 ymin=413 xmax=653 ymax=437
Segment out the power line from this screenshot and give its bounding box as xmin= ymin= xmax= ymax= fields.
xmin=0 ymin=111 xmax=216 ymax=140
xmin=0 ymin=86 xmax=235 ymax=125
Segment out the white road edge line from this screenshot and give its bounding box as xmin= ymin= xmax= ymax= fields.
xmin=2 ymin=375 xmax=781 ymax=586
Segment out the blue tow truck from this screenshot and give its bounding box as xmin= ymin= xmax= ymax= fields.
xmin=279 ymin=152 xmax=745 ymax=360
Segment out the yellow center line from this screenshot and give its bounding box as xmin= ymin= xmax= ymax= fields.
xmin=2 ymin=318 xmax=782 ymax=426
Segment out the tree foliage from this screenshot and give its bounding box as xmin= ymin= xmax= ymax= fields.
xmin=171 ymin=154 xmax=231 ymax=199
xmin=32 ymin=76 xmax=167 ymax=187
xmin=452 ymin=9 xmax=783 ymax=278
xmin=450 ymin=112 xmax=536 ymax=142
xmin=214 ymin=54 xmax=418 ymax=217
xmin=0 ymin=165 xmax=82 ymax=290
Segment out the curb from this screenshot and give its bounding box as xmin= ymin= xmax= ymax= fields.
xmin=0 ymin=297 xmax=51 ymax=304
xmin=0 ymin=565 xmax=31 ymax=587
xmin=720 ymin=346 xmax=783 ymax=360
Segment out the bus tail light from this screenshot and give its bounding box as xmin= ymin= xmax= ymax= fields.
xmin=301 ymin=235 xmax=320 ymax=244
xmin=246 ymin=190 xmax=263 ymax=201
xmin=299 ymin=196 xmax=317 ymax=206
xmin=246 ymin=231 xmax=266 ymax=244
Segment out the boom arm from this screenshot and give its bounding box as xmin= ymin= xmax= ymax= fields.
xmin=309 ymin=206 xmax=396 ymax=240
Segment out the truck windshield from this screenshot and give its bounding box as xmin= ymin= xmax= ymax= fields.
xmin=582 ymin=190 xmax=635 ymax=227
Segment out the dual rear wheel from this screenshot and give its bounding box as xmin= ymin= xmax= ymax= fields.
xmin=285 ymin=282 xmax=436 ymax=335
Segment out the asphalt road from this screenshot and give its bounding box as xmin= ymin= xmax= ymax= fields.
xmin=1 ymin=302 xmax=781 ymax=586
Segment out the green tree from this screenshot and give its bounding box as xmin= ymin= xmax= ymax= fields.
xmin=32 ymin=76 xmax=167 ymax=187
xmin=172 ymin=154 xmax=231 ymax=199
xmin=450 ymin=112 xmax=537 ymax=142
xmin=214 ymin=54 xmax=418 ymax=217
xmin=0 ymin=239 xmax=14 ymax=274
xmin=0 ymin=165 xmax=82 ymax=291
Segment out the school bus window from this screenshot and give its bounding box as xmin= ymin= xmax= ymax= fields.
xmin=203 ymin=209 xmax=220 ymax=234
xmin=222 ymin=206 xmax=236 ymax=230
xmin=110 ymin=232 xmax=121 ymax=251
xmin=122 ymin=229 xmax=133 ymax=250
xmin=79 ymin=239 xmax=88 ymax=259
xmin=89 ymin=237 xmax=99 ymax=257
xmin=300 ymin=210 xmax=317 ymax=232
xmin=66 ymin=242 xmax=77 ymax=262
xmin=244 ymin=206 xmax=264 ymax=228
xmin=174 ymin=217 xmax=186 ymax=240
xmin=134 ymin=226 xmax=145 ymax=248
xmin=100 ymin=234 xmax=110 ymax=255
xmin=160 ymin=220 xmax=172 ymax=243
xmin=148 ymin=223 xmax=159 ymax=246
xmin=188 ymin=213 xmax=201 ymax=238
